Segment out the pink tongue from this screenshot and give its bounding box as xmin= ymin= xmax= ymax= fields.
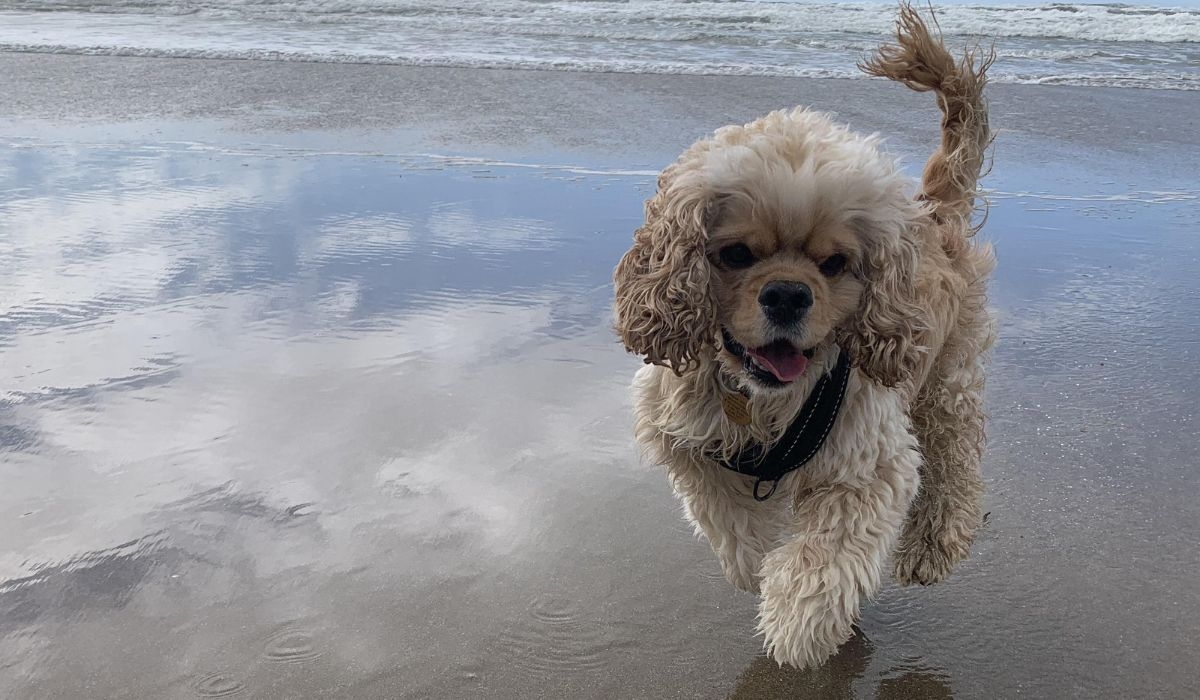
xmin=747 ymin=342 xmax=809 ymax=382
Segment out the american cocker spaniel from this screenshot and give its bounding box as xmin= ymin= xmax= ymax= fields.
xmin=613 ymin=6 xmax=996 ymax=668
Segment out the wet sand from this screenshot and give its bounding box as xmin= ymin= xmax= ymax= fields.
xmin=1 ymin=55 xmax=1199 ymax=699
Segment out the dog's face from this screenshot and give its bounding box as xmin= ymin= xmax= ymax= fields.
xmin=707 ymin=195 xmax=865 ymax=390
xmin=614 ymin=108 xmax=927 ymax=391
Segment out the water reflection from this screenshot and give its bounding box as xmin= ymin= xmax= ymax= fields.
xmin=0 ymin=144 xmax=672 ymax=698
xmin=729 ymin=631 xmax=954 ymax=699
xmin=1 ymin=141 xmax=1198 ymax=698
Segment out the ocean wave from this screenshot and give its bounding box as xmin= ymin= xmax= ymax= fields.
xmin=1 ymin=1 xmax=1197 ymax=43
xmin=0 ymin=0 xmax=1196 ymax=91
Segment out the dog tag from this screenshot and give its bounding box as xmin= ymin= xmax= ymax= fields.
xmin=721 ymin=392 xmax=752 ymax=426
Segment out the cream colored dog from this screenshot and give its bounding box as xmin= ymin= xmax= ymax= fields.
xmin=613 ymin=7 xmax=996 ymax=668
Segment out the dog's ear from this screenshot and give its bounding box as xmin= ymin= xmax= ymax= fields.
xmin=613 ymin=165 xmax=720 ymax=375
xmin=837 ymin=216 xmax=928 ymax=387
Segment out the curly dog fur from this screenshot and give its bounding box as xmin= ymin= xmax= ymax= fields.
xmin=613 ymin=6 xmax=996 ymax=668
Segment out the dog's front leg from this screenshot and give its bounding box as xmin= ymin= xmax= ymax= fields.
xmin=669 ymin=457 xmax=790 ymax=594
xmin=756 ymin=443 xmax=920 ymax=669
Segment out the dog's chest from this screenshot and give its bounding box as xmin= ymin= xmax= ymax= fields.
xmin=787 ymin=379 xmax=912 ymax=487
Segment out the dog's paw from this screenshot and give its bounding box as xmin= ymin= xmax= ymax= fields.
xmin=756 ymin=591 xmax=849 ymax=670
xmin=756 ymin=549 xmax=856 ymax=670
xmin=892 ymin=535 xmax=969 ymax=586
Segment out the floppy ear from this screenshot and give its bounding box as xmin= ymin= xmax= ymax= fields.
xmin=613 ymin=165 xmax=719 ymax=375
xmin=837 ymin=217 xmax=928 ymax=387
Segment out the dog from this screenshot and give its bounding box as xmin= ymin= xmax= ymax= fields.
xmin=612 ymin=6 xmax=996 ymax=668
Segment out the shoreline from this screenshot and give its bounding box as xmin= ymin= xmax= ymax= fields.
xmin=5 ymin=46 xmax=1197 ymax=94
xmin=2 ymin=51 xmax=1198 ymax=176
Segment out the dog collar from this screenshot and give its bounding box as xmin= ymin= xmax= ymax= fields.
xmin=713 ymin=350 xmax=851 ymax=501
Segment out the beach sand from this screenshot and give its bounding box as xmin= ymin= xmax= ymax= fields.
xmin=1 ymin=54 xmax=1198 ymax=698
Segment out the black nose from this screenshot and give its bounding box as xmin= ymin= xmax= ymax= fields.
xmin=758 ymin=281 xmax=813 ymax=325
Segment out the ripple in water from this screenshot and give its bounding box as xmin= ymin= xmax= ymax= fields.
xmin=193 ymin=672 xmax=245 ymax=697
xmin=526 ymin=593 xmax=580 ymax=626
xmin=263 ymin=626 xmax=322 ymax=664
xmin=493 ymin=594 xmax=637 ymax=680
xmin=698 ymin=561 xmax=730 ymax=584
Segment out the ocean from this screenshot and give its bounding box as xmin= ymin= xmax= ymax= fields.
xmin=0 ymin=0 xmax=1197 ymax=91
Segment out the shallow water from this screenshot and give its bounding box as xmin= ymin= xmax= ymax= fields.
xmin=1 ymin=131 xmax=1198 ymax=698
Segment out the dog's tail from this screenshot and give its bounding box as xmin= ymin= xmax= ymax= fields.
xmin=860 ymin=4 xmax=993 ymax=230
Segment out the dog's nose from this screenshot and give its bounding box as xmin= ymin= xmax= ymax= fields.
xmin=759 ymin=281 xmax=813 ymax=325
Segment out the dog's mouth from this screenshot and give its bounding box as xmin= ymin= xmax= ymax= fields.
xmin=722 ymin=329 xmax=814 ymax=386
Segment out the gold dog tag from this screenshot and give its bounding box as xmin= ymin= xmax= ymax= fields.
xmin=721 ymin=392 xmax=752 ymax=426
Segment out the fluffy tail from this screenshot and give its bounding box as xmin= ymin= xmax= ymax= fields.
xmin=861 ymin=4 xmax=993 ymax=228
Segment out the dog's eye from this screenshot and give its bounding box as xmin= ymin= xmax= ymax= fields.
xmin=818 ymin=253 xmax=847 ymax=277
xmin=719 ymin=244 xmax=756 ymax=269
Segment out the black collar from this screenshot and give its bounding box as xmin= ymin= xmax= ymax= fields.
xmin=713 ymin=350 xmax=851 ymax=501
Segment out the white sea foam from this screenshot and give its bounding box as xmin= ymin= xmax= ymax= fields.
xmin=4 ymin=0 xmax=1197 ymax=42
xmin=0 ymin=0 xmax=1197 ymax=90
